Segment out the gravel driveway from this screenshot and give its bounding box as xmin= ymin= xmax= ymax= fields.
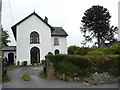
xmin=2 ymin=65 xmax=118 ymax=88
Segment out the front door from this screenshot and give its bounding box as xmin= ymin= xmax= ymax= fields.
xmin=8 ymin=53 xmax=14 ymax=64
xmin=30 ymin=47 xmax=40 ymax=64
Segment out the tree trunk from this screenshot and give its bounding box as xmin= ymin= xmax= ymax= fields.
xmin=97 ymin=34 xmax=101 ymax=48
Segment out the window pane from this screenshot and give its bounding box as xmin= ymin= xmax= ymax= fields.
xmin=54 ymin=38 xmax=59 ymax=45
xmin=30 ymin=31 xmax=39 ymax=43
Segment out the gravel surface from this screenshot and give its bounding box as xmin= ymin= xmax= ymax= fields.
xmin=2 ymin=65 xmax=119 ymax=88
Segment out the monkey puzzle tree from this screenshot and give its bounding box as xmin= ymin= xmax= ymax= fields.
xmin=81 ymin=5 xmax=118 ymax=48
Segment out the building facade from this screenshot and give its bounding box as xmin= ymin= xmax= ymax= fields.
xmin=2 ymin=12 xmax=68 ymax=65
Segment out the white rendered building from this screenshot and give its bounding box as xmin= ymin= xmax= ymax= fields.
xmin=2 ymin=12 xmax=68 ymax=65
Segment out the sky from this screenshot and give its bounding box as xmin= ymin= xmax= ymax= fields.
xmin=2 ymin=0 xmax=119 ymax=47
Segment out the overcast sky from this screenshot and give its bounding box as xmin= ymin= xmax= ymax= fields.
xmin=2 ymin=0 xmax=119 ymax=47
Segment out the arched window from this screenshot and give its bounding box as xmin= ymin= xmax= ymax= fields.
xmin=54 ymin=38 xmax=59 ymax=46
xmin=54 ymin=49 xmax=60 ymax=55
xmin=30 ymin=31 xmax=39 ymax=43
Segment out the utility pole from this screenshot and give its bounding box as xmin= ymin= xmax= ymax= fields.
xmin=0 ymin=0 xmax=2 ymax=85
xmin=0 ymin=0 xmax=2 ymax=48
xmin=118 ymin=1 xmax=120 ymax=41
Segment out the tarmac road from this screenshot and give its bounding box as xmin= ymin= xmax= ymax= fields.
xmin=2 ymin=65 xmax=119 ymax=88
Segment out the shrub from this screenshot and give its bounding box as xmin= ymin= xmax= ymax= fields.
xmin=90 ymin=55 xmax=120 ymax=76
xmin=101 ymin=43 xmax=120 ymax=55
xmin=45 ymin=52 xmax=54 ymax=58
xmin=41 ymin=59 xmax=45 ymax=64
xmin=107 ymin=55 xmax=120 ymax=77
xmin=22 ymin=61 xmax=27 ymax=66
xmin=40 ymin=71 xmax=46 ymax=78
xmin=48 ymin=54 xmax=93 ymax=77
xmin=47 ymin=54 xmax=120 ymax=77
xmin=91 ymin=56 xmax=111 ymax=72
xmin=68 ymin=46 xmax=79 ymax=54
xmin=2 ymin=75 xmax=11 ymax=83
xmin=74 ymin=47 xmax=95 ymax=55
xmin=87 ymin=50 xmax=104 ymax=56
xmin=48 ymin=55 xmax=92 ymax=69
xmin=22 ymin=74 xmax=30 ymax=81
xmin=57 ymin=62 xmax=80 ymax=77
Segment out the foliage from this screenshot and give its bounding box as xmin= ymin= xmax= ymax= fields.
xmin=87 ymin=50 xmax=104 ymax=56
xmin=40 ymin=71 xmax=46 ymax=78
xmin=45 ymin=52 xmax=54 ymax=58
xmin=56 ymin=62 xmax=80 ymax=77
xmin=22 ymin=61 xmax=27 ymax=66
xmin=22 ymin=74 xmax=30 ymax=81
xmin=41 ymin=59 xmax=45 ymax=64
xmin=1 ymin=28 xmax=11 ymax=46
xmin=68 ymin=46 xmax=79 ymax=54
xmin=48 ymin=55 xmax=93 ymax=77
xmin=2 ymin=75 xmax=11 ymax=83
xmin=74 ymin=47 xmax=95 ymax=55
xmin=47 ymin=54 xmax=120 ymax=77
xmin=108 ymin=55 xmax=120 ymax=76
xmin=81 ymin=5 xmax=118 ymax=48
xmin=102 ymin=43 xmax=120 ymax=55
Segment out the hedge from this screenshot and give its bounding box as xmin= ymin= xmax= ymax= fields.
xmin=47 ymin=54 xmax=120 ymax=77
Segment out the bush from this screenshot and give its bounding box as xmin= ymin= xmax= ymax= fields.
xmin=101 ymin=43 xmax=120 ymax=55
xmin=47 ymin=54 xmax=120 ymax=77
xmin=48 ymin=54 xmax=93 ymax=77
xmin=22 ymin=61 xmax=27 ymax=66
xmin=22 ymin=74 xmax=30 ymax=81
xmin=74 ymin=47 xmax=95 ymax=55
xmin=2 ymin=75 xmax=11 ymax=83
xmin=56 ymin=62 xmax=80 ymax=77
xmin=45 ymin=52 xmax=54 ymax=58
xmin=107 ymin=55 xmax=120 ymax=77
xmin=87 ymin=50 xmax=104 ymax=56
xmin=91 ymin=56 xmax=111 ymax=72
xmin=41 ymin=59 xmax=45 ymax=64
xmin=40 ymin=71 xmax=46 ymax=78
xmin=68 ymin=46 xmax=79 ymax=54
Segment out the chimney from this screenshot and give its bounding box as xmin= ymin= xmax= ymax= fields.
xmin=44 ymin=16 xmax=48 ymax=23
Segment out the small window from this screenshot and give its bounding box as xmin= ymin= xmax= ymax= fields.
xmin=54 ymin=38 xmax=59 ymax=46
xmin=54 ymin=49 xmax=60 ymax=55
xmin=30 ymin=31 xmax=39 ymax=44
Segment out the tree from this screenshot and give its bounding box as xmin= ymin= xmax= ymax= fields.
xmin=2 ymin=28 xmax=11 ymax=46
xmin=68 ymin=46 xmax=79 ymax=54
xmin=81 ymin=5 xmax=118 ymax=48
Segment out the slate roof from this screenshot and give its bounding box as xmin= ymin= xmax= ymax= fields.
xmin=2 ymin=46 xmax=16 ymax=51
xmin=52 ymin=27 xmax=68 ymax=36
xmin=11 ymin=12 xmax=68 ymax=40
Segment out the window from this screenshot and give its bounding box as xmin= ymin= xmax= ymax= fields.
xmin=54 ymin=49 xmax=60 ymax=55
xmin=30 ymin=31 xmax=39 ymax=43
xmin=54 ymin=38 xmax=59 ymax=46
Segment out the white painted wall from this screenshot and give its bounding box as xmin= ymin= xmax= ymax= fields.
xmin=51 ymin=36 xmax=67 ymax=54
xmin=3 ymin=51 xmax=16 ymax=64
xmin=118 ymin=1 xmax=120 ymax=41
xmin=16 ymin=14 xmax=52 ymax=65
xmin=15 ymin=14 xmax=68 ymax=65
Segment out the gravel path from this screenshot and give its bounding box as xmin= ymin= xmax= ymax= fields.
xmin=2 ymin=65 xmax=119 ymax=88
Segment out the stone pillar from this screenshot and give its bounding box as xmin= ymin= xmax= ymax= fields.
xmin=46 ymin=58 xmax=54 ymax=78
